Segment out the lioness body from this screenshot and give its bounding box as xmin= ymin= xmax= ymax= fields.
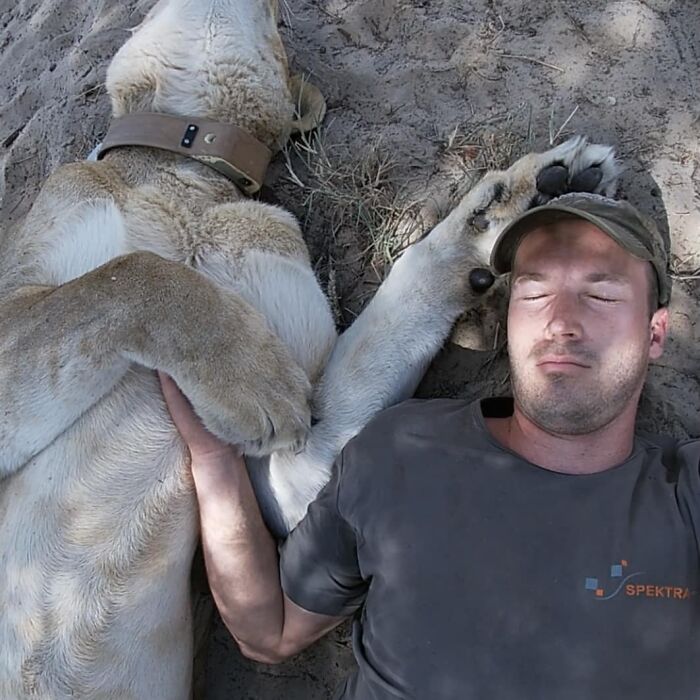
xmin=0 ymin=154 xmax=334 ymax=698
xmin=0 ymin=1 xmax=621 ymax=697
xmin=0 ymin=3 xmax=332 ymax=696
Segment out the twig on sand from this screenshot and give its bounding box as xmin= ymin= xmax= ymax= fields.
xmin=74 ymin=82 xmax=106 ymax=102
xmin=11 ymin=152 xmax=37 ymax=165
xmin=279 ymin=0 xmax=295 ymax=27
xmin=473 ymin=67 xmax=503 ymax=82
xmin=671 ymin=271 xmax=700 ymax=281
xmin=494 ymin=52 xmax=565 ymax=73
xmin=548 ymin=104 xmax=579 ymax=145
xmin=671 ymin=253 xmax=700 ymax=280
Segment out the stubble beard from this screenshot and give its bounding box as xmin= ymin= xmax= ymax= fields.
xmin=510 ymin=344 xmax=649 ymax=436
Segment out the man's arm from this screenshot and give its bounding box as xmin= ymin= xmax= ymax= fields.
xmin=160 ymin=374 xmax=346 ymax=664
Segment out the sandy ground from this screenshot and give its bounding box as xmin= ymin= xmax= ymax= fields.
xmin=1 ymin=0 xmax=699 ymax=697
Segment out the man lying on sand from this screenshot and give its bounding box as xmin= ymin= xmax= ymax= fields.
xmin=161 ymin=193 xmax=700 ymax=700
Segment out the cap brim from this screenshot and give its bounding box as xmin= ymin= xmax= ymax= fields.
xmin=490 ymin=204 xmax=654 ymax=274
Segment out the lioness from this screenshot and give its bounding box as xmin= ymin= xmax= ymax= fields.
xmin=0 ymin=0 xmax=621 ymax=697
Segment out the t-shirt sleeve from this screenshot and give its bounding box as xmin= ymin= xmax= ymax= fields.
xmin=673 ymin=438 xmax=700 ymax=535
xmin=279 ymin=452 xmax=367 ymax=617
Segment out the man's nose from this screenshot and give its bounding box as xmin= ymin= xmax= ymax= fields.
xmin=544 ymin=294 xmax=584 ymax=341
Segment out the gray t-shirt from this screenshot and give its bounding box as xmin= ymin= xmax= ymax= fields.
xmin=280 ymin=398 xmax=700 ymax=699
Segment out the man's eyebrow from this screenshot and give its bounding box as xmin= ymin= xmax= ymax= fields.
xmin=584 ymin=273 xmax=630 ymax=284
xmin=512 ymin=272 xmax=546 ymax=284
xmin=512 ymin=272 xmax=630 ymax=284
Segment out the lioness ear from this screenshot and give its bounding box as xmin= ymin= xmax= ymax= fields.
xmin=289 ymin=75 xmax=327 ymax=134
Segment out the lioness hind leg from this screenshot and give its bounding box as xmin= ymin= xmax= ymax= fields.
xmin=462 ymin=135 xmax=622 ymax=264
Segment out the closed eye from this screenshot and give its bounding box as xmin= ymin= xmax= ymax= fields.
xmin=587 ymin=295 xmax=618 ymax=303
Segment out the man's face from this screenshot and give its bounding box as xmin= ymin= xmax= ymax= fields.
xmin=507 ymin=219 xmax=668 ymax=435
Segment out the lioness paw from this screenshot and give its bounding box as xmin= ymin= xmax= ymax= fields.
xmin=453 ymin=136 xmax=622 ymax=265
xmin=204 ymin=362 xmax=311 ymax=458
xmin=489 ymin=136 xmax=619 ymax=225
xmin=530 ymin=136 xmax=620 ymax=206
xmin=175 ymin=337 xmax=311 ymax=458
xmin=235 ymin=365 xmax=312 ymax=458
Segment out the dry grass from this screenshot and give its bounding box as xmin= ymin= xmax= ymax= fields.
xmin=671 ymin=253 xmax=700 ymax=281
xmin=440 ymin=104 xmax=530 ymax=174
xmin=441 ymin=123 xmax=524 ymax=180
xmin=283 ymin=126 xmax=423 ymax=268
xmin=423 ymin=104 xmax=532 ymax=223
xmin=280 ymin=106 xmax=533 ymax=322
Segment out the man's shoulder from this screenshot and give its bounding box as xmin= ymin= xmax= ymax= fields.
xmin=340 ymin=397 xmax=475 ymax=464
xmin=380 ymin=396 xmax=470 ymax=417
xmin=636 ymin=431 xmax=700 ymax=478
xmin=365 ymin=396 xmax=471 ymax=435
xmin=334 ymin=398 xmax=478 ymax=511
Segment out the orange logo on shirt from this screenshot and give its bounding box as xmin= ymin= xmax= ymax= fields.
xmin=585 ymin=560 xmax=694 ymax=602
xmin=624 ymin=584 xmax=692 ymax=600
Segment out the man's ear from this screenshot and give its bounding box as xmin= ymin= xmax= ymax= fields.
xmin=649 ymin=306 xmax=669 ymax=360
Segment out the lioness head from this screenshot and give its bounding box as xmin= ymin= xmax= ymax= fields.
xmin=105 ymin=0 xmax=323 ymax=151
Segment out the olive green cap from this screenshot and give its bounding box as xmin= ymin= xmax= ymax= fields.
xmin=490 ymin=193 xmax=671 ymax=306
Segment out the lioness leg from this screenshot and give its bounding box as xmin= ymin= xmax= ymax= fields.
xmin=261 ymin=137 xmax=621 ymax=532
xmin=0 ymin=251 xmax=311 ymax=478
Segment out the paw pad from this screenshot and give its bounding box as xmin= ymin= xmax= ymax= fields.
xmin=569 ymin=166 xmax=603 ymax=193
xmin=469 ymin=211 xmax=491 ymax=232
xmin=534 ymin=162 xmax=608 ymax=208
xmin=536 ymin=164 xmax=568 ymax=196
xmin=469 ymin=267 xmax=495 ymax=293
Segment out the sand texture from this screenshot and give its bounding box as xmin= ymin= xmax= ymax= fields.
xmin=1 ymin=0 xmax=698 ymax=697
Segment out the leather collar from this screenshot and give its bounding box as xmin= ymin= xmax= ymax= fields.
xmin=97 ymin=113 xmax=272 ymax=195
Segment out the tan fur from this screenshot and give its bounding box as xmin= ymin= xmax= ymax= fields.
xmin=0 ymin=1 xmax=622 ymax=697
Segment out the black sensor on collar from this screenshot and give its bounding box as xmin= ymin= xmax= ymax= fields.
xmin=181 ymin=124 xmax=199 ymax=148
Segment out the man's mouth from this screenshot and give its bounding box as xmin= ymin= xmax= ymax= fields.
xmin=536 ymin=356 xmax=591 ymax=369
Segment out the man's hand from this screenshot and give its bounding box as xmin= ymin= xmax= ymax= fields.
xmin=159 ymin=371 xmax=238 ymax=463
xmin=158 ymin=371 xmax=343 ymax=663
